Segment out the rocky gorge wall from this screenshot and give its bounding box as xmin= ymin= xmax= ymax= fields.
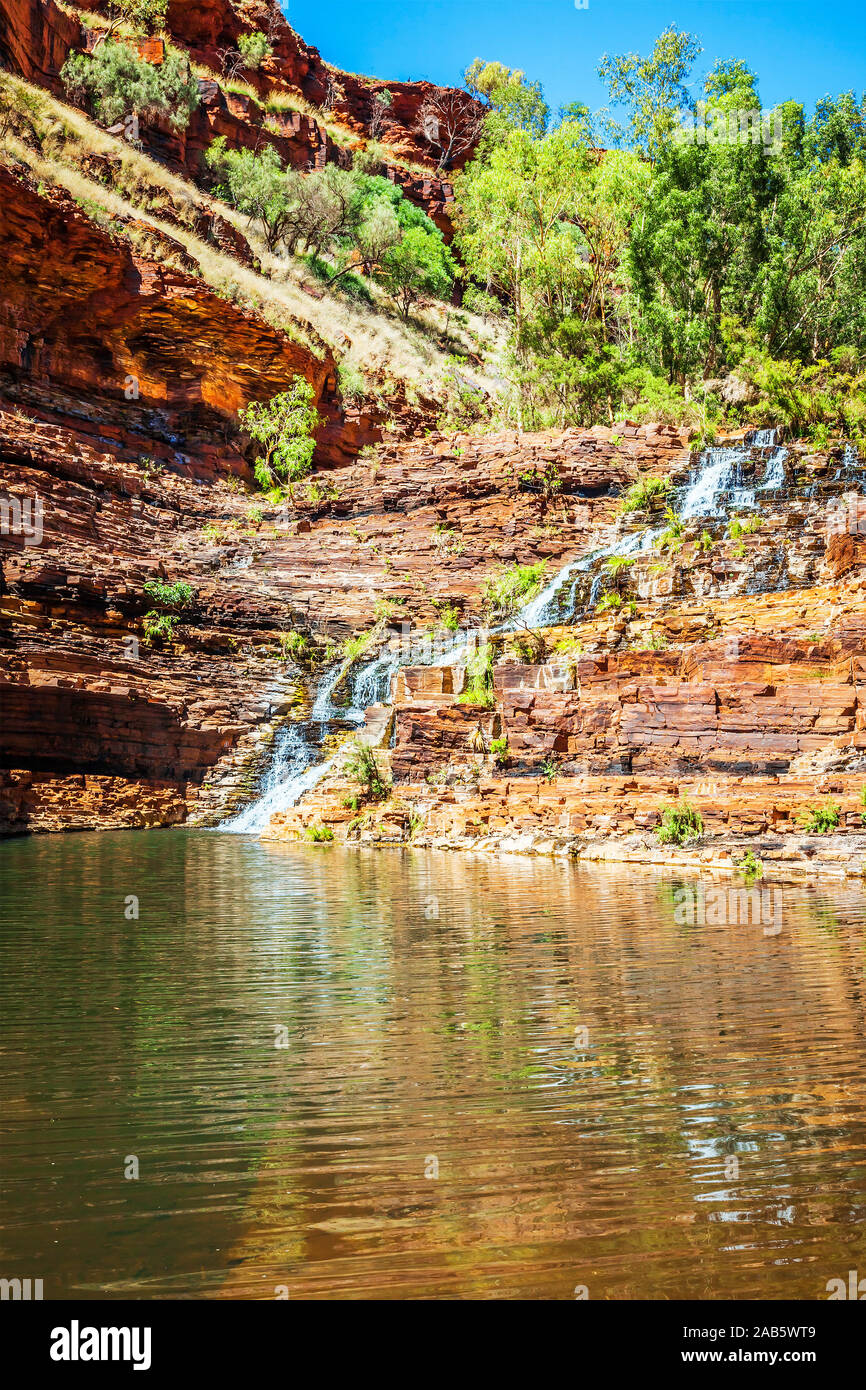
xmin=0 ymin=13 xmax=548 ymax=838
xmin=3 ymin=0 xmax=866 ymax=874
xmin=264 ymin=437 xmax=866 ymax=876
xmin=0 ymin=370 xmax=691 ymax=831
xmin=0 ymin=0 xmax=467 ymax=234
xmin=0 ymin=165 xmax=353 ymax=465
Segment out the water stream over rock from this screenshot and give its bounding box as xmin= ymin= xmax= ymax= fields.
xmin=219 ymin=431 xmax=848 ymax=834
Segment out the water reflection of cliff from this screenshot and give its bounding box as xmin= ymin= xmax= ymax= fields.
xmin=2 ymin=833 xmax=865 ymax=1299
xmin=219 ymin=845 xmax=866 ymax=1300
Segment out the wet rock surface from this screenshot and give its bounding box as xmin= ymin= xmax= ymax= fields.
xmin=265 ymin=435 xmax=866 ymax=867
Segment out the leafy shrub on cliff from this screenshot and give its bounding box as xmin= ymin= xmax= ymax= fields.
xmin=141 ymin=578 xmax=194 ymax=646
xmin=507 ymin=626 xmax=547 ymax=662
xmin=237 ymin=32 xmax=273 ymax=71
xmin=305 ymin=823 xmax=334 ymax=842
xmin=377 ymin=225 xmax=455 ymax=320
xmin=432 ymin=523 xmax=466 ymax=556
xmin=205 ymin=144 xmax=454 ymax=312
xmin=352 ymin=141 xmax=387 ymax=175
xmin=482 ymin=560 xmax=547 ymax=616
xmin=458 ymin=645 xmax=495 ymax=707
xmin=596 ymin=592 xmax=622 ymax=613
xmin=619 ymin=476 xmax=671 ymax=514
xmin=207 ymin=147 xmax=368 ymax=265
xmin=797 ymin=799 xmax=841 ymax=834
xmin=237 ymin=381 xmax=319 ymax=499
xmin=655 ymin=799 xmax=704 ymax=846
xmin=143 ymin=579 xmax=194 ymax=609
xmin=656 ymin=506 xmax=685 ymax=552
xmin=490 ymin=736 xmax=510 ymax=768
xmin=353 ymin=174 xmax=456 ymax=312
xmin=343 ymin=740 xmax=389 ymax=800
xmin=518 ymin=460 xmax=563 ymax=498
xmin=105 ymin=0 xmax=168 ymax=35
xmin=205 ymin=142 xmax=295 ymax=254
xmin=62 ymin=41 xmax=199 ymax=132
xmin=606 ymin=554 xmax=635 ymax=577
xmin=142 ymin=611 xmax=179 ymax=645
xmin=276 ymin=630 xmax=309 ymax=662
xmin=0 ymin=75 xmax=43 ymax=142
xmin=337 ymin=361 xmax=366 ymax=401
xmin=728 ymin=515 xmax=761 ymax=540
xmin=354 ymin=172 xmax=443 ymax=236
xmin=341 ymin=627 xmax=379 ymax=665
xmin=434 ymin=603 xmax=460 ymax=632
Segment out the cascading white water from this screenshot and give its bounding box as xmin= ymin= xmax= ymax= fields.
xmin=679 ymin=447 xmax=745 ymax=519
xmin=219 ymin=435 xmax=786 ymax=834
xmin=310 ymin=661 xmax=354 ymax=724
xmin=218 ymin=725 xmax=334 ymax=834
xmin=350 ymin=647 xmax=405 ymax=710
xmin=760 ymin=445 xmax=787 ymax=491
xmin=519 ymin=526 xmax=657 ymax=629
xmin=749 ymin=427 xmax=778 ymax=449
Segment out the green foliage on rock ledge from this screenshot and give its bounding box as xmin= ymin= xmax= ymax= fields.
xmin=343 ymin=740 xmax=390 ymax=800
xmin=655 ymin=798 xmax=704 ymax=846
xmin=62 ymin=41 xmax=199 ymax=131
xmin=797 ymin=799 xmax=841 ymax=834
xmin=238 ymin=381 xmax=319 ymax=499
xmin=205 ymin=145 xmax=454 ymax=313
xmin=482 ymin=560 xmax=547 ymax=616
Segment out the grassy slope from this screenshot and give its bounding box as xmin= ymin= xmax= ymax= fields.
xmin=0 ymin=71 xmax=504 ymax=405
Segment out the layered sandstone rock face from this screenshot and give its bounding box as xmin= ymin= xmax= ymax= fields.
xmin=0 ymin=405 xmax=300 ymax=831
xmin=266 ymin=438 xmax=866 ymax=870
xmin=0 ymin=56 xmax=657 ymax=835
xmin=3 ymin=4 xmax=866 ymax=861
xmin=389 ymin=634 xmax=866 ymax=780
xmin=0 ymin=166 xmax=347 ymax=462
xmin=0 ymin=0 xmax=80 ymax=89
xmin=239 ymin=424 xmax=689 ymax=632
xmin=1 ymin=340 xmax=689 ymax=831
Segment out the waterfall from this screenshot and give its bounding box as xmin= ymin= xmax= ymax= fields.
xmin=748 ymin=427 xmax=778 ymax=448
xmin=350 ymin=647 xmax=405 ymax=709
xmin=310 ymin=661 xmax=354 ymax=724
xmin=518 ymin=528 xmax=659 ymax=629
xmin=760 ymin=446 xmax=787 ymax=491
xmin=219 ymin=433 xmax=784 ymax=834
xmin=218 ymin=725 xmax=334 ymax=834
xmin=679 ymin=447 xmax=745 ymax=519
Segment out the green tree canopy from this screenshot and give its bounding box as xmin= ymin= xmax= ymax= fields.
xmin=598 ymin=25 xmax=702 ymax=158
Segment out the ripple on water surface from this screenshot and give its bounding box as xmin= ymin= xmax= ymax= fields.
xmin=1 ymin=830 xmax=866 ymax=1299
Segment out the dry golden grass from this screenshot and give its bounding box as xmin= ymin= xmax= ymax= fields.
xmin=0 ymin=71 xmax=503 ymax=400
xmin=192 ymin=64 xmax=359 ymax=145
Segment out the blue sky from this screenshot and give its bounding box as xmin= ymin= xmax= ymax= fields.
xmin=284 ymin=0 xmax=866 ymax=116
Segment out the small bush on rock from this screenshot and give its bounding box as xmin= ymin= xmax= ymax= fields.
xmin=655 ymin=798 xmax=704 ymax=846
xmin=62 ymin=41 xmax=199 ymax=131
xmin=238 ymin=381 xmax=319 ymax=499
xmin=797 ymin=799 xmax=841 ymax=834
